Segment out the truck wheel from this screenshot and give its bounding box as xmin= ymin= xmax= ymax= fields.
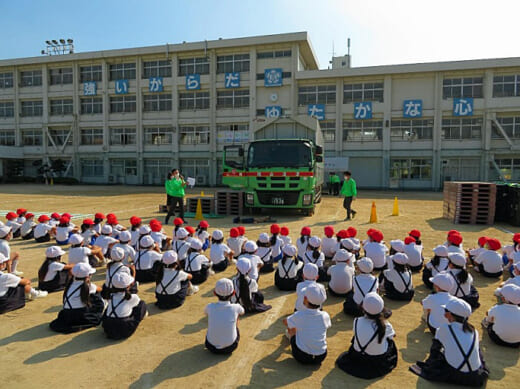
xmin=305 ymin=208 xmax=314 ymax=217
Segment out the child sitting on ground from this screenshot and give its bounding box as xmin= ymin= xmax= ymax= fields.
xmin=274 ymin=244 xmax=303 ymax=291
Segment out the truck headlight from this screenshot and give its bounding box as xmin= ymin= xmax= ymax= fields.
xmin=303 ymin=194 xmax=312 ymax=205
xmin=246 ymin=193 xmax=254 ymax=204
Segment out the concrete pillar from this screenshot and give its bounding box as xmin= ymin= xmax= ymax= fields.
xmin=171 ymin=53 xmax=179 ymax=170
xmin=136 ymin=56 xmax=143 ymax=184
xmin=382 ymin=76 xmax=392 ymax=188
xmin=335 ymin=79 xmax=342 ymax=153
xmin=432 ymin=73 xmax=443 ymax=189
xmin=209 ymin=49 xmax=217 ymax=186
xmin=42 ymin=64 xmax=49 ymax=157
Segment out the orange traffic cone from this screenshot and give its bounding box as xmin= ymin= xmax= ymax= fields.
xmin=392 ymin=197 xmax=399 ymax=216
xmin=369 ymin=201 xmax=378 ymax=223
xmin=194 ymin=198 xmax=204 ymax=221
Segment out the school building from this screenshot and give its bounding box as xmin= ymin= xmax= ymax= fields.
xmin=0 ymin=31 xmax=519 ymax=189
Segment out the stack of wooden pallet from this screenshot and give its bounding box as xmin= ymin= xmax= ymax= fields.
xmin=187 ymin=196 xmax=215 ymax=214
xmin=216 ymin=190 xmax=244 ymax=215
xmin=443 ymin=182 xmax=496 ymax=225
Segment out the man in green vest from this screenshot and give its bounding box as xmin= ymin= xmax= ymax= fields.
xmin=329 ymin=172 xmax=341 ymax=196
xmin=164 ymin=168 xmax=187 ymax=224
xmin=340 ymin=170 xmax=357 ymax=221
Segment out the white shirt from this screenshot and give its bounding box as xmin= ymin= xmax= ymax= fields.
xmin=270 ymin=236 xmax=283 ymax=258
xmin=63 ymin=280 xmax=97 ymax=309
xmin=322 ymin=237 xmax=337 ymax=258
xmin=0 ymin=239 xmax=10 ymax=259
xmin=303 ymin=250 xmax=325 ymax=268
xmin=205 ymin=301 xmax=244 ymax=349
xmin=0 ymin=272 xmax=21 ymax=297
xmin=286 ymin=309 xmax=331 ymax=356
xmin=95 ymin=235 xmax=118 ymax=255
xmin=68 ymin=247 xmax=92 ymax=265
xmin=256 ymin=247 xmax=272 ymax=264
xmin=445 ymin=269 xmax=474 ymax=298
xmin=230 ymin=275 xmax=258 ymax=305
xmin=383 ymin=269 xmax=413 ymax=293
xmin=352 ymin=316 xmax=395 ymax=355
xmin=81 ymin=228 xmax=97 ymax=244
xmin=295 ymin=280 xmax=326 ymax=311
xmin=277 ymin=258 xmax=303 ymax=279
xmin=108 ymin=223 xmax=125 ymax=238
xmin=151 ymin=231 xmax=167 ymax=246
xmin=238 ymin=253 xmax=263 ymax=281
xmin=447 ymin=245 xmax=465 ymax=255
xmin=425 ymin=257 xmax=450 ymax=277
xmin=353 ymin=274 xmax=379 ymax=305
xmin=112 ymin=243 xmax=136 ymax=266
xmin=106 ymin=293 xmax=140 ymax=318
xmin=474 ymin=250 xmax=503 ymax=274
xmin=104 ymin=262 xmax=132 ymax=288
xmin=196 ymin=230 xmax=209 ymax=246
xmin=280 ymin=235 xmax=292 ymax=246
xmin=93 ymin=223 xmax=102 ymax=235
xmin=469 ymin=247 xmax=485 ymax=260
xmin=435 ymin=322 xmax=482 ymax=373
xmin=43 ymin=261 xmax=66 ymax=282
xmin=404 ymin=243 xmax=423 ymax=267
xmin=16 ymin=216 xmax=26 ymax=224
xmin=20 ymin=220 xmax=36 ymax=237
xmin=327 ymin=263 xmax=354 ymax=294
xmin=130 ymin=229 xmax=140 ymax=248
xmin=363 ymin=242 xmax=388 ymax=269
xmin=210 ymin=243 xmax=231 ymax=264
xmin=172 ymin=240 xmax=191 ymax=261
xmin=227 ymin=237 xmax=244 ymax=257
xmin=185 ymin=252 xmax=210 ymax=272
xmin=422 ymin=292 xmax=457 ymax=329
xmin=503 ymin=276 xmax=520 ymax=287
xmin=135 ymin=250 xmax=162 ymax=270
xmin=55 ymin=226 xmax=74 ymax=242
xmin=487 ymin=304 xmax=520 ymax=344
xmin=6 ymin=220 xmax=21 ymax=233
xmin=49 ymin=219 xmax=60 ymax=227
xmin=156 ymin=268 xmax=189 ymax=295
xmin=296 ymin=237 xmax=309 ymax=258
xmin=34 ymin=223 xmax=53 ymax=238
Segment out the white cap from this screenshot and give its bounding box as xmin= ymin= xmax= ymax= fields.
xmin=176 ymin=227 xmax=188 ymax=239
xmin=212 ymin=229 xmax=224 ymax=240
xmin=444 ymin=298 xmax=472 ymax=318
xmin=162 ymin=250 xmax=178 ymax=265
xmin=363 ymin=292 xmax=384 ymax=315
xmin=236 ymin=257 xmax=251 ymax=274
xmin=69 ymin=234 xmax=84 ymax=245
xmin=497 ymin=284 xmax=520 ymax=305
xmin=139 ymin=225 xmax=151 ymax=235
xmin=189 ymin=239 xmax=202 ymax=251
xmin=72 ymin=263 xmax=96 ymax=278
xmin=357 ymin=257 xmax=374 ymax=273
xmin=140 ymin=235 xmax=155 ymax=248
xmin=392 ymin=253 xmax=408 ymax=265
xmin=341 ymin=238 xmax=359 ymax=251
xmin=448 ymin=253 xmax=466 ymax=267
xmin=215 ymin=278 xmax=234 ymax=297
xmin=390 ymin=240 xmax=405 ymax=253
xmin=111 ymin=247 xmax=125 ymax=261
xmin=101 ymin=225 xmax=112 ymax=235
xmin=45 ymin=246 xmax=66 ymax=258
xmin=308 ymin=236 xmax=321 ymax=248
xmin=433 ymin=245 xmax=449 ymax=257
xmin=514 ymin=262 xmax=520 ymax=272
xmin=282 ymin=244 xmax=297 ymax=257
xmin=333 ymin=249 xmax=353 ymax=263
xmin=0 ymin=252 xmax=7 ymax=263
xmin=119 ymin=230 xmax=132 ymax=242
xmin=429 ymin=273 xmax=455 ymax=291
xmin=244 ymin=240 xmax=258 ymax=253
xmin=305 ymin=284 xmax=327 ymax=306
xmin=303 ymin=263 xmax=319 ymax=279
xmin=0 ymin=225 xmax=11 ymax=238
xmin=258 ymin=233 xmax=270 ymax=244
xmin=112 ymin=272 xmax=134 ymax=289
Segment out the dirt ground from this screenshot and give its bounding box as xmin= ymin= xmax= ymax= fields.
xmin=1 ymin=184 xmax=519 ymax=389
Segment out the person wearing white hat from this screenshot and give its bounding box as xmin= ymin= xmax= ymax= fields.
xmin=133 ymin=224 xmax=151 ymax=250
xmin=381 ymin=253 xmax=414 ymax=301
xmin=483 ymin=284 xmax=520 ymax=347
xmin=295 ymin=263 xmax=326 ymax=311
xmin=275 ymin=244 xmax=303 ymax=291
xmin=422 ymin=245 xmax=450 ymax=289
xmin=205 ymin=278 xmax=245 ymax=354
xmin=337 ymin=292 xmax=397 ymax=378
xmin=339 ymin=238 xmax=360 ymax=263
xmin=327 ymin=249 xmax=355 ymax=296
xmin=410 ymin=299 xmax=489 ymax=387
xmin=304 ymin=236 xmax=328 ymax=282
xmin=422 ymin=273 xmax=458 ymax=334
xmin=94 ymin=225 xmax=119 ymax=258
xmin=283 ymin=284 xmax=331 ymax=364
xmin=185 ymin=239 xmax=213 ymax=284
xmin=231 ymin=258 xmax=271 ymax=313
xmin=102 ymin=272 xmax=147 ymax=339
xmin=255 ymin=233 xmax=274 ymax=273
xmin=68 ymin=233 xmax=105 ymax=267
xmin=210 ymin=230 xmax=234 ymax=272
xmin=343 ymin=257 xmax=379 ymax=316
xmin=500 ymin=262 xmax=520 ymax=288
xmin=0 ymin=226 xmax=23 ymax=276
xmin=50 ymin=263 xmax=104 ymax=333
xmin=238 ymin=240 xmax=264 ymax=280
xmin=112 ymin=230 xmax=137 ymax=267
xmin=134 ymin=235 xmax=163 ymax=283
xmin=155 ymin=250 xmax=195 ymax=309
xmin=37 ymin=246 xmax=73 ymax=292
xmin=446 ymin=253 xmax=480 ymax=309
xmin=172 ymin=227 xmax=191 ymax=264
xmin=101 ymin=247 xmax=137 ymax=299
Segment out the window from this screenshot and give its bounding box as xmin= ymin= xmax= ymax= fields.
xmin=0 ymin=101 xmax=14 ymax=118
xmin=391 ymin=159 xmax=432 ymax=180
xmin=22 ymin=129 xmax=42 ymax=146
xmin=216 ymin=54 xmax=250 ymax=73
xmin=493 ymin=75 xmax=520 ymax=98
xmin=144 ymin=127 xmax=173 ymax=145
xmin=343 ymin=82 xmax=384 ymax=103
xmin=109 ymin=63 xmax=136 ymax=80
xmin=179 ymin=125 xmax=210 ymax=144
xmin=144 ymin=159 xmax=171 ymax=184
xmin=390 ymin=119 xmax=433 ymax=140
xmin=0 ymin=130 xmax=15 ymax=145
xmin=0 ymin=73 xmax=13 ymax=88
xmin=81 ymin=159 xmax=104 ymax=177
xmin=493 ymin=158 xmax=520 ymax=181
xmin=298 ymin=85 xmax=336 ymax=105
xmin=143 ymin=60 xmax=172 ymax=78
xmin=80 ymin=65 xmax=102 ymax=82
xmin=143 ymin=93 xmax=172 ymax=111
xmin=342 ymin=120 xmax=383 ymax=141
xmin=81 ymin=97 xmax=103 ymax=114
xmin=320 ymin=120 xmax=336 ymax=142
xmin=178 ymin=57 xmax=210 ymax=76
xmin=110 ymin=159 xmax=137 ymax=176
xmin=216 ymin=89 xmax=249 ymax=108
xmin=493 ymin=116 xmax=520 ymax=139
xmin=80 ymin=128 xmax=103 ymax=145
xmin=443 ymin=77 xmax=483 ymax=99
xmin=179 ymin=91 xmax=210 ymax=110
xmin=442 ymin=117 xmax=482 ymax=140
xmin=49 ymin=68 xmax=73 ymax=85
xmin=443 ymin=158 xmax=481 ymax=181
xmin=110 ymin=95 xmax=136 ymax=113
xmin=257 ymin=50 xmax=292 ymax=59
xmin=179 ymin=159 xmax=210 ymax=182
xmin=21 ymin=100 xmax=43 ymax=116
xmin=110 ymin=128 xmax=136 ymax=145
xmin=48 ymin=128 xmax=72 ymax=146
xmin=20 ymin=70 xmax=42 ymax=87
xmin=216 ymin=124 xmax=249 ymax=144
xmin=256 ymin=71 xmax=292 ymax=80
xmin=50 ymin=99 xmax=73 ymax=115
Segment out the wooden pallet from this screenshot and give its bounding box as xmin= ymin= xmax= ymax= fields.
xmin=443 ymin=182 xmax=496 ymax=225
xmin=187 ymin=197 xmax=215 ymax=214
xmin=216 ymin=190 xmax=244 ymax=215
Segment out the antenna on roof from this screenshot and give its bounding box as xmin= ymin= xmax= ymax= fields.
xmin=347 ymin=38 xmax=351 ymax=56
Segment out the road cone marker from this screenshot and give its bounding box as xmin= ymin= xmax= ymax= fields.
xmin=369 ymin=201 xmax=378 ymax=223
xmin=392 ymin=197 xmax=399 ymax=216
xmin=194 ymin=198 xmax=204 ymax=221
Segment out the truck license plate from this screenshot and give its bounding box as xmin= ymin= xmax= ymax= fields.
xmin=272 ymin=197 xmax=284 ymax=205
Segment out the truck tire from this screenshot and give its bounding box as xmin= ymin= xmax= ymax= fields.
xmin=305 ymin=208 xmax=314 ymax=217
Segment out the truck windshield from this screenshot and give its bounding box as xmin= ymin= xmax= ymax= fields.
xmin=247 ymin=141 xmax=312 ymax=168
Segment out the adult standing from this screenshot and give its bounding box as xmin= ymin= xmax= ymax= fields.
xmin=329 ymin=172 xmax=341 ymax=196
xmin=165 ymin=169 xmax=187 ymax=225
xmin=340 ymin=171 xmax=357 ymax=221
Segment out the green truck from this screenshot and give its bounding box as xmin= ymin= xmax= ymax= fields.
xmin=222 ymin=116 xmax=324 ymax=216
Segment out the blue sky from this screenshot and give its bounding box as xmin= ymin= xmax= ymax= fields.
xmin=1 ymin=0 xmax=518 ymax=68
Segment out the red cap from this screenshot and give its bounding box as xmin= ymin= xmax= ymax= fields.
xmin=16 ymin=208 xmax=27 ymax=215
xmin=130 ymin=216 xmax=142 ymax=226
xmin=367 ymin=228 xmax=376 ymax=237
xmin=448 ymin=229 xmax=460 ymax=236
xmin=409 ymin=229 xmax=421 ymax=239
xmin=106 ymin=213 xmax=118 ymax=224
xmin=337 ymin=229 xmax=349 ymax=239
xmin=38 ymin=215 xmax=50 ymax=222
xmin=347 ymin=227 xmax=357 ymax=238
xmin=478 ymin=236 xmax=489 ymax=247
xmin=514 ymin=233 xmax=520 ymax=244
xmin=59 ymin=216 xmax=70 ymax=224
xmin=371 ymin=230 xmax=384 ymax=243
xmin=6 ymin=212 xmax=17 ymax=220
xmin=324 ymin=225 xmax=334 ymax=237
xmin=404 ymin=236 xmax=416 ymax=245
xmin=185 ymin=226 xmax=195 ymax=235
xmin=25 ymin=213 xmax=34 ymax=219
xmin=173 ymin=217 xmax=183 ymax=226
xmin=237 ymin=226 xmax=246 ymax=236
xmin=150 ymin=219 xmax=162 ymax=232
xmin=230 ymin=228 xmax=239 ymax=238
xmin=94 ymin=213 xmax=105 ymax=220
xmin=300 ymin=226 xmax=311 ymax=236
xmin=280 ymin=226 xmax=289 ymax=236
xmin=51 ymin=212 xmax=61 ymax=219
xmin=83 ymin=218 xmax=95 ymax=225
xmin=199 ymin=220 xmax=209 ymax=228
xmin=62 ymin=212 xmax=72 ymax=218
xmin=486 ymin=238 xmax=501 ymax=251
xmin=449 ymin=233 xmax=463 ymax=245
xmin=270 ymin=224 xmax=281 ymax=234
